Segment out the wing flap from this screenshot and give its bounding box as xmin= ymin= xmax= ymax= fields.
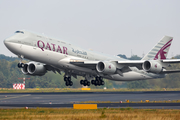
xmin=70 ymin=59 xmax=98 ymax=69
xmin=118 ymin=60 xmax=144 ymax=69
xmin=118 ymin=60 xmax=144 ymax=64
xmin=44 ymin=64 xmax=62 ymax=74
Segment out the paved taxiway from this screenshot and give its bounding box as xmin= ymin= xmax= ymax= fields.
xmin=0 ymin=91 xmax=180 ymax=109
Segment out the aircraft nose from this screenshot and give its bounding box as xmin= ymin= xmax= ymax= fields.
xmin=4 ymin=38 xmax=8 ymax=46
xmin=3 ymin=36 xmax=19 ymax=54
xmin=4 ymin=37 xmax=14 ymax=49
xmin=4 ymin=38 xmax=10 ymax=47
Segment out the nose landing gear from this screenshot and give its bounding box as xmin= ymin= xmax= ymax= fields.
xmin=17 ymin=55 xmax=24 ymax=68
xmin=18 ymin=63 xmax=24 ymax=68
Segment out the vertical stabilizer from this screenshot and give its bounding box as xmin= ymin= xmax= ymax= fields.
xmin=142 ymin=36 xmax=173 ymax=60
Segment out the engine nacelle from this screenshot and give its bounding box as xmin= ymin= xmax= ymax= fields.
xmin=28 ymin=63 xmax=47 ymax=75
xmin=96 ymin=61 xmax=116 ymax=74
xmin=142 ymin=61 xmax=163 ymax=73
xmin=21 ymin=62 xmax=47 ymax=76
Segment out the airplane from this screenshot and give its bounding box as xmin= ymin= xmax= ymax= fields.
xmin=4 ymin=30 xmax=180 ymax=86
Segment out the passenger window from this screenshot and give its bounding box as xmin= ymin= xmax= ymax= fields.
xmin=15 ymin=31 xmax=24 ymax=34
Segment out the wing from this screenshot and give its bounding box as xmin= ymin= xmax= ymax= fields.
xmin=70 ymin=59 xmax=144 ymax=73
xmin=70 ymin=58 xmax=180 ymax=74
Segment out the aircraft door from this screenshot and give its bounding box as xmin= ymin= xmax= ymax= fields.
xmin=33 ymin=41 xmax=36 ymax=49
xmin=20 ymin=45 xmax=22 ymax=49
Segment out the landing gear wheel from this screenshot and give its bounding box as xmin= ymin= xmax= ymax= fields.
xmin=17 ymin=63 xmax=24 ymax=68
xmin=70 ymin=81 xmax=73 ymax=86
xmin=101 ymin=81 xmax=105 ymax=85
xmin=64 ymin=76 xmax=73 ymax=86
xmin=21 ymin=63 xmax=24 ymax=68
xmin=99 ymin=80 xmax=102 ymax=85
xmin=80 ymin=80 xmax=84 ymax=85
xmin=65 ymin=81 xmax=69 ymax=86
xmin=18 ymin=63 xmax=21 ymax=68
xmin=95 ymin=80 xmax=99 ymax=85
xmin=93 ymin=76 xmax=104 ymax=86
xmin=91 ymin=80 xmax=94 ymax=84
xmin=99 ymin=76 xmax=103 ymax=81
xmin=64 ymin=77 xmax=68 ymax=81
xmin=68 ymin=77 xmax=71 ymax=81
xmin=96 ymin=77 xmax=99 ymax=81
xmin=84 ymin=80 xmax=88 ymax=86
xmin=87 ymin=81 xmax=90 ymax=86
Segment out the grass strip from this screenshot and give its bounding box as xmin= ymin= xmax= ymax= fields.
xmin=0 ymin=108 xmax=179 ymax=120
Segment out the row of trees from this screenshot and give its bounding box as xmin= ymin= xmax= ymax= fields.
xmin=0 ymin=54 xmax=180 ymax=88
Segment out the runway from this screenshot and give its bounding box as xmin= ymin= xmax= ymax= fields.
xmin=0 ymin=91 xmax=180 ymax=109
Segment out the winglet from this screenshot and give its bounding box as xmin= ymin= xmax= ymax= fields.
xmin=142 ymin=36 xmax=173 ymax=60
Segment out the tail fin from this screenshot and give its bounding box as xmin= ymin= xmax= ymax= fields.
xmin=142 ymin=36 xmax=173 ymax=60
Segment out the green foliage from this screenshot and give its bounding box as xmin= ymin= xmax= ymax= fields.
xmin=117 ymin=54 xmax=142 ymax=60
xmin=174 ymin=54 xmax=180 ymax=59
xmin=100 ymin=110 xmax=107 ymax=118
xmin=129 ymin=55 xmax=141 ymax=60
xmin=117 ymin=54 xmax=127 ymax=59
xmin=0 ymin=54 xmax=18 ymax=61
xmin=127 ymin=80 xmax=150 ymax=89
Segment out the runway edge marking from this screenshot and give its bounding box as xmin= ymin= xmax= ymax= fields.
xmin=73 ymin=104 xmax=97 ymax=109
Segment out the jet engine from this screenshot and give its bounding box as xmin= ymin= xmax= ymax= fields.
xmin=96 ymin=61 xmax=116 ymax=74
xmin=21 ymin=62 xmax=47 ymax=76
xmin=142 ymin=61 xmax=163 ymax=73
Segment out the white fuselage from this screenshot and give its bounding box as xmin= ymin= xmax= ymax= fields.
xmin=4 ymin=31 xmax=165 ymax=81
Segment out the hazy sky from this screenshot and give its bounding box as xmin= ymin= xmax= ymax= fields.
xmin=1 ymin=0 xmax=180 ymax=58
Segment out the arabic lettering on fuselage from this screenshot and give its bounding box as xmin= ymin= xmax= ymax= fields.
xmin=72 ymin=48 xmax=87 ymax=55
xmin=37 ymin=40 xmax=68 ymax=55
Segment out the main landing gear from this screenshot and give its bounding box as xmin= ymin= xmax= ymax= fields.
xmin=91 ymin=77 xmax=104 ymax=86
xmin=64 ymin=77 xmax=73 ymax=86
xmin=80 ymin=76 xmax=104 ymax=86
xmin=80 ymin=80 xmax=90 ymax=86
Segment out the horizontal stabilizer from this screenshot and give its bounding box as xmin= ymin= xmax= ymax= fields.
xmin=162 ymin=59 xmax=180 ymax=63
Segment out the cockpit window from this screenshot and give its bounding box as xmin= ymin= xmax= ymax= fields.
xmin=15 ymin=31 xmax=24 ymax=34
